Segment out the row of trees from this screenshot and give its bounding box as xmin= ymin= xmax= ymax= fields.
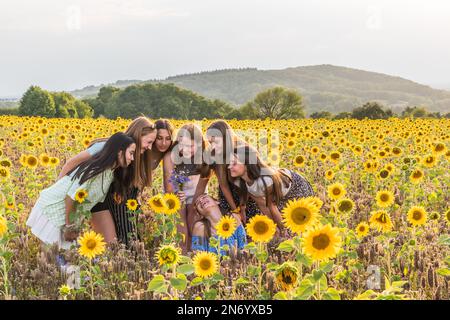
xmin=310 ymin=102 xmax=450 ymax=120
xmin=18 ymin=86 xmax=93 ymax=118
xmin=10 ymin=84 xmax=450 ymax=120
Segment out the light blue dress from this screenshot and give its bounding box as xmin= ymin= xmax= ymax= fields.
xmin=191 ymin=224 xmax=247 ymax=255
xmin=86 ymin=141 xmax=106 ymax=156
xmin=26 ymin=166 xmax=114 ymax=249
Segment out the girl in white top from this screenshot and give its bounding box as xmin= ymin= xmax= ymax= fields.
xmin=26 ymin=132 xmax=136 ymax=249
xmin=228 ymin=144 xmax=314 ymax=230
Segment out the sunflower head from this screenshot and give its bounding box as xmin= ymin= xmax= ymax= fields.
xmin=193 ymin=251 xmax=218 ymax=278
xmin=275 ymin=262 xmax=299 ymax=291
xmin=216 ymin=215 xmax=237 ymax=239
xmin=78 ymin=231 xmax=106 ymax=260
xmin=163 ymin=193 xmax=181 ymax=215
xmin=0 ymin=167 xmax=10 ymax=180
xmin=407 ymin=206 xmax=428 ymax=226
xmin=156 ymin=244 xmax=181 ymax=267
xmin=282 ymin=198 xmax=319 ymax=234
xmin=336 ymin=198 xmax=355 ymax=214
xmin=303 ymin=224 xmax=342 ymax=261
xmin=148 ymin=194 xmax=168 ymax=214
xmin=75 ymin=189 xmax=88 ymax=204
xmin=445 ymin=209 xmax=450 ymax=225
xmin=26 ymin=155 xmax=38 ymax=169
xmin=126 ymin=199 xmax=139 ymax=211
xmin=246 ymin=215 xmax=277 ymax=243
xmin=369 ymin=210 xmax=393 ymax=233
xmin=409 ymin=169 xmax=424 ymax=184
xmin=327 ymin=183 xmax=346 ymax=200
xmin=355 ymin=222 xmax=369 ymax=238
xmin=293 ymin=155 xmax=305 ymax=167
xmin=375 ymin=190 xmax=395 ymax=208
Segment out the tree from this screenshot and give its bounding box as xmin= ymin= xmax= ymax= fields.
xmin=402 ymin=106 xmax=430 ymax=118
xmin=245 ymin=87 xmax=305 ymax=119
xmin=310 ymin=111 xmax=332 ymax=119
xmin=351 ymin=102 xmax=393 ymax=120
xmin=74 ymin=100 xmax=93 ymax=118
xmin=52 ymin=92 xmax=77 ymax=118
xmin=19 ymin=86 xmax=56 ymax=117
xmin=333 ymin=112 xmax=352 ymax=120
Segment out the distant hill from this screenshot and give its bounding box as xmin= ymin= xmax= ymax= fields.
xmin=71 ymin=65 xmax=450 ymax=114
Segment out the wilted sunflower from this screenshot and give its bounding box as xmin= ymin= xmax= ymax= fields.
xmin=148 ymin=194 xmax=168 ymax=214
xmin=369 ymin=210 xmax=393 ymax=233
xmin=155 ymin=244 xmax=181 ymax=267
xmin=355 ymin=222 xmax=369 ymax=238
xmin=0 ymin=159 xmax=11 ymax=167
xmin=336 ymin=198 xmax=355 ymax=214
xmin=78 ymin=231 xmax=106 ymax=260
xmin=126 ymin=199 xmax=139 ymax=211
xmin=409 ymin=169 xmax=424 ymax=184
xmin=163 ymin=193 xmax=181 ymax=215
xmin=193 ymin=251 xmax=218 ymax=278
xmin=75 ymin=189 xmax=88 ymax=204
xmin=275 ymin=262 xmax=299 ymax=291
xmin=327 ymin=183 xmax=346 ymax=200
xmin=282 ymin=198 xmax=319 ymax=234
xmin=0 ymin=215 xmax=7 ymax=237
xmin=216 ymin=215 xmax=237 ymax=239
xmin=303 ymin=224 xmax=342 ymax=261
xmin=407 ymin=206 xmax=428 ymax=226
xmin=246 ymin=215 xmax=277 ymax=243
xmin=375 ymin=190 xmax=395 ymax=208
xmin=26 ymin=155 xmax=38 ymax=169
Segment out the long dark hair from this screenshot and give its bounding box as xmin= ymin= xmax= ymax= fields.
xmin=232 ymin=144 xmax=291 ymax=207
xmin=151 ymin=119 xmax=175 ymax=168
xmin=68 ymin=132 xmax=136 ymax=197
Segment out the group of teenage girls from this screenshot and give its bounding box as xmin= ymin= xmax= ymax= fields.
xmin=26 ymin=117 xmax=314 ymax=255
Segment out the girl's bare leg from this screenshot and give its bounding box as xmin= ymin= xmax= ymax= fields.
xmin=91 ymin=210 xmax=117 ymax=243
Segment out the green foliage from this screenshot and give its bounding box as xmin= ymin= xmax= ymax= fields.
xmin=19 ymin=86 xmax=56 ymax=117
xmin=351 ymin=101 xmax=393 ymax=120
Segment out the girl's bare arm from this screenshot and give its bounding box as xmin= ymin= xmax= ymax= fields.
xmin=57 ymin=151 xmax=92 ymax=180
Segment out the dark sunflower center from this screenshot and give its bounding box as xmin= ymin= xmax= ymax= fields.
xmin=254 ymin=221 xmax=269 ymax=235
xmin=332 ymin=188 xmax=341 ymax=196
xmin=291 ymin=208 xmax=310 ymax=224
xmin=200 ymin=259 xmax=211 ymax=270
xmin=312 ymin=233 xmax=331 ymax=250
xmin=86 ymin=239 xmax=97 ymax=250
xmin=338 ymin=201 xmax=352 ymax=212
xmin=380 ymin=194 xmax=389 ymax=202
xmin=222 ymin=223 xmax=230 ymax=231
xmin=413 ymin=211 xmax=422 ymax=220
xmin=166 ymin=199 xmax=175 ymax=209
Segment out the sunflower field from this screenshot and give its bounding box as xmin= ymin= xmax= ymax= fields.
xmin=0 ymin=115 xmax=449 ymax=300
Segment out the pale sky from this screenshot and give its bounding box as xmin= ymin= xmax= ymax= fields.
xmin=1 ymin=0 xmax=450 ymax=97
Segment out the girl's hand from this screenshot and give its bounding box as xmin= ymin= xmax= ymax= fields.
xmin=176 ymin=191 xmax=186 ymax=203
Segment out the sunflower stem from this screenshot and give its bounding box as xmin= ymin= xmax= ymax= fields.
xmin=89 ymin=258 xmax=94 ymax=300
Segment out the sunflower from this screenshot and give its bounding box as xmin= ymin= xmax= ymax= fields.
xmin=409 ymin=169 xmax=424 ymax=184
xmin=0 ymin=159 xmax=11 ymax=167
xmin=327 ymin=183 xmax=346 ymax=200
xmin=155 ymin=244 xmax=181 ymax=267
xmin=275 ymin=262 xmax=299 ymax=291
xmin=148 ymin=194 xmax=168 ymax=214
xmin=193 ymin=251 xmax=218 ymax=278
xmin=303 ymin=196 xmax=324 ymax=211
xmin=163 ymin=193 xmax=181 ymax=215
xmin=369 ymin=210 xmax=393 ymax=233
xmin=58 ymin=134 xmax=67 ymax=143
xmin=377 ymin=169 xmax=390 ymax=180
xmin=325 ymin=169 xmax=334 ymax=180
xmin=75 ymin=189 xmax=88 ymax=204
xmin=336 ymin=198 xmax=355 ymax=214
xmin=126 ymin=199 xmax=139 ymax=211
xmin=287 ymin=140 xmax=296 ymax=149
xmin=422 ymin=154 xmax=437 ymax=168
xmin=407 ymin=206 xmax=427 ymax=226
xmin=246 ymin=215 xmax=277 ymax=243
xmin=303 ymin=224 xmax=342 ymax=261
xmin=49 ymin=157 xmax=60 ymax=167
xmin=216 ymin=215 xmax=237 ymax=239
xmin=432 ymin=142 xmax=446 ymax=156
xmin=78 ymin=231 xmax=106 ymax=260
xmin=0 ymin=167 xmax=10 ymax=180
xmin=355 ymin=222 xmax=369 ymax=238
xmin=445 ymin=209 xmax=450 ymax=225
xmin=39 ymin=153 xmax=51 ymax=167
xmin=0 ymin=215 xmax=7 ymax=237
xmin=375 ymin=190 xmax=395 ymax=208
xmin=25 ymin=155 xmax=38 ymax=169
xmin=293 ymin=155 xmax=305 ymax=167
xmin=282 ymin=198 xmax=319 ymax=234
xmin=329 ymin=151 xmax=341 ymax=164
